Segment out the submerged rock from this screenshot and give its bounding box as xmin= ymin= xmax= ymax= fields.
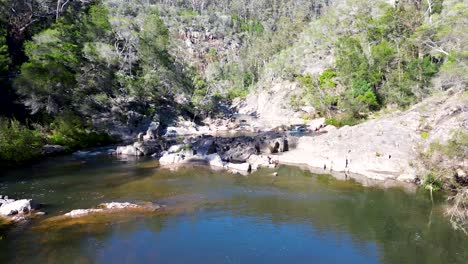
xmin=0 ymin=199 xmax=38 ymax=216
xmin=65 ymin=209 xmax=104 ymax=218
xmin=64 ymin=202 xmax=161 ymax=218
xmin=0 ymin=198 xmax=42 ymax=222
xmin=42 ymin=145 xmax=69 ymax=156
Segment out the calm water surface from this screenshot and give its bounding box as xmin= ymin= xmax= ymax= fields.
xmin=0 ymin=153 xmax=467 ymax=264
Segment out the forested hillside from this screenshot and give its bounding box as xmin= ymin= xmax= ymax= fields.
xmin=0 ymin=0 xmax=466 ymax=166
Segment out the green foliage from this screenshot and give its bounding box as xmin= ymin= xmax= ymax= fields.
xmin=0 ymin=29 xmax=10 ymax=74
xmin=232 ymin=15 xmax=264 ymax=34
xmin=86 ymin=4 xmax=112 ymax=40
xmin=0 ymin=118 xmax=44 ymax=166
xmin=179 ymin=9 xmax=198 ymax=18
xmin=325 ymin=115 xmax=362 ymax=128
xmin=405 ymin=56 xmax=439 ymax=86
xmin=135 ymin=8 xmax=182 ymax=99
xmin=335 ymin=37 xmax=369 ymax=86
xmin=48 ymin=113 xmax=116 ymax=149
xmin=296 ymin=73 xmax=339 ymax=117
xmin=330 ymin=2 xmax=446 ymax=112
xmin=319 ymin=69 xmax=337 ymax=88
xmin=227 ymin=88 xmax=249 ymax=100
xmin=422 ymin=172 xmax=443 ymax=192
xmin=351 ymin=80 xmax=379 ymax=110
xmin=15 ymin=24 xmax=81 ymax=114
xmin=421 ymin=131 xmax=429 ymax=139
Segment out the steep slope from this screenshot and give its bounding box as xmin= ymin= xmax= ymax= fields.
xmin=236 ymin=0 xmax=467 ymax=127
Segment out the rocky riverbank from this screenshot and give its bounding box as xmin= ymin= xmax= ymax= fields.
xmin=279 ymin=91 xmax=467 ymax=184
xmin=110 ymin=91 xmax=466 ymax=188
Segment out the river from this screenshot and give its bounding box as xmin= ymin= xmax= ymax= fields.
xmin=0 ymin=152 xmax=467 ymax=263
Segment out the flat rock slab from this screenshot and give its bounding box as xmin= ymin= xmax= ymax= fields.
xmin=64 ymin=202 xmax=162 ymax=218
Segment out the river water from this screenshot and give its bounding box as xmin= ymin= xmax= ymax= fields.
xmin=0 ymin=153 xmax=467 ymax=263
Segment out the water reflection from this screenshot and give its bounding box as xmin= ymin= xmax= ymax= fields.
xmin=0 ymin=155 xmax=466 ymax=264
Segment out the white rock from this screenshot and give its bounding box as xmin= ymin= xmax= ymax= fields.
xmin=278 ymin=92 xmax=467 ymax=183
xmin=0 ymin=199 xmax=37 ymax=216
xmin=64 ymin=209 xmax=104 ymax=218
xmin=306 ymin=117 xmax=326 ymax=130
xmin=301 ymin=106 xmax=316 ymax=114
xmin=116 ymin=145 xmax=140 ymax=156
xmin=168 ymin=144 xmax=185 ymax=153
xmin=457 ymin=169 xmax=466 ymax=178
xmin=100 ymin=202 xmax=139 ymax=209
xmin=205 ymin=154 xmax=226 ymax=168
xmin=159 ymin=153 xmax=180 ymax=165
xmin=248 ymin=154 xmax=272 ymax=171
xmin=64 ymin=202 xmax=161 ymax=218
xmin=227 ymin=162 xmax=251 ymax=172
xmin=159 ymin=150 xmax=194 ymax=165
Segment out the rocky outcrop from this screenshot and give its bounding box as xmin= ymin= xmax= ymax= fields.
xmin=116 ymin=140 xmax=164 ymax=156
xmin=158 ymin=134 xmax=284 ymax=173
xmin=42 ymin=145 xmax=69 ymax=156
xmin=159 ymin=149 xmax=196 ymax=165
xmin=64 ymin=202 xmax=161 ymax=218
xmin=248 ymin=154 xmax=277 ymax=170
xmin=278 ymin=92 xmax=467 ymax=182
xmin=0 ymin=197 xmax=42 ymax=222
xmin=190 ymin=133 xmax=291 ymax=161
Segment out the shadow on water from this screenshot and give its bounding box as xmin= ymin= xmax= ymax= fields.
xmin=0 ymin=157 xmax=467 ymax=264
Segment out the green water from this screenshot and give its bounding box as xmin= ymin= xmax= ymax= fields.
xmin=0 ymin=153 xmax=467 ymax=264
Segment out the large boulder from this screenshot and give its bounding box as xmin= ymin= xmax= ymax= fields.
xmin=42 ymin=145 xmax=69 ymax=156
xmin=159 ymin=149 xmax=195 ymax=165
xmin=248 ymin=154 xmax=276 ymax=171
xmin=144 ymin=121 xmax=160 ymax=140
xmin=192 ymin=137 xmax=216 ymax=156
xmin=211 ymin=136 xmax=258 ymax=162
xmin=115 ymin=145 xmax=140 ymax=156
xmin=116 ymin=140 xmax=163 ymax=156
xmin=133 ymin=140 xmax=162 ymax=156
xmin=205 ymin=154 xmax=226 ymax=168
xmin=0 ymin=199 xmax=39 ymax=216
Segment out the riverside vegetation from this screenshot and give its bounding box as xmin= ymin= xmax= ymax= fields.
xmin=0 ymin=0 xmax=467 ymax=234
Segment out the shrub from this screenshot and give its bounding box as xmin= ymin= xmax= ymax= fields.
xmin=421 ymin=131 xmax=429 ymax=139
xmin=325 ymin=115 xmax=362 ymax=127
xmin=422 ymin=172 xmax=444 ymax=192
xmin=0 ymin=118 xmax=44 ymax=166
xmin=227 ymin=88 xmax=249 ymax=100
xmin=427 ymin=130 xmax=468 ymax=158
xmin=319 ymin=69 xmax=337 ymax=89
xmin=48 ymin=113 xmax=117 ymax=149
